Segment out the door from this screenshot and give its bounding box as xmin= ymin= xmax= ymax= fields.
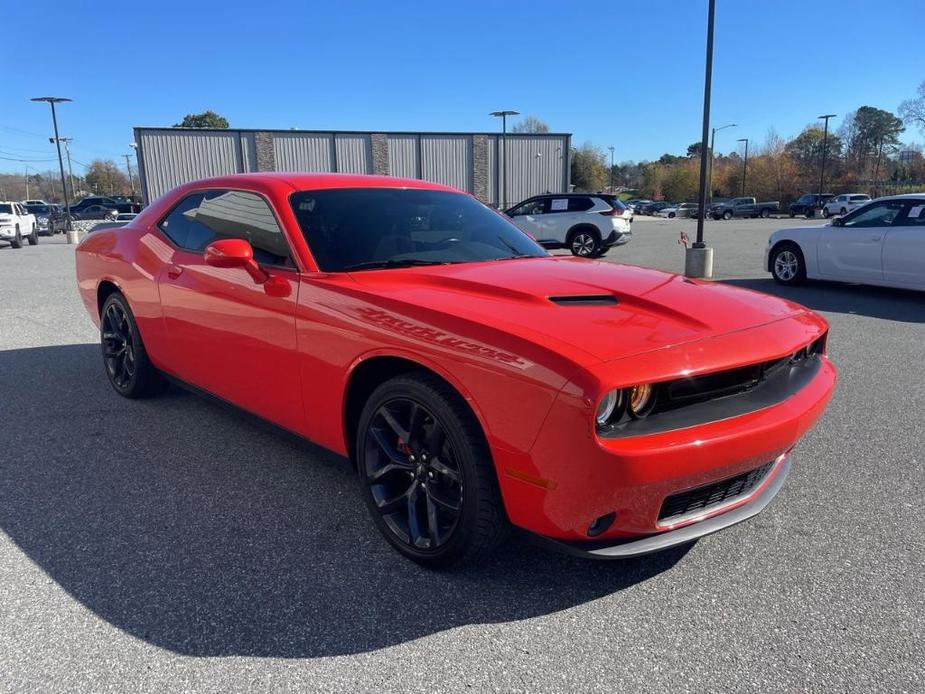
xmin=506 ymin=198 xmax=549 ymax=241
xmin=882 ymin=200 xmax=925 ymax=288
xmin=817 ymin=200 xmax=907 ymax=282
xmin=154 ymin=188 xmax=305 ymax=432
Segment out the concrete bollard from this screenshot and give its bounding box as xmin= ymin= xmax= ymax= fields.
xmin=684 ymin=246 xmax=714 ymax=279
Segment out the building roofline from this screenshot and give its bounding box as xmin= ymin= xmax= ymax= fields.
xmin=133 ymin=126 xmax=573 ymax=138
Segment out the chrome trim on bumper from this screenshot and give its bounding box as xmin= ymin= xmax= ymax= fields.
xmin=529 ymin=454 xmax=792 ymax=560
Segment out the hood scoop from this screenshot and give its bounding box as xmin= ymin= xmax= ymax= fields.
xmin=548 ymin=294 xmax=619 ymax=306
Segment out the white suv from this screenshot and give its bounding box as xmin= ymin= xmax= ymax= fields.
xmin=0 ymin=202 xmax=38 ymax=248
xmin=505 ymin=194 xmax=632 ymax=257
xmin=822 ymin=193 xmax=871 ymax=218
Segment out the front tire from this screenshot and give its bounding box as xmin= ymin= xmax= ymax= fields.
xmin=100 ymin=292 xmax=167 ymax=398
xmin=357 ymin=373 xmax=507 ymax=568
xmin=822 ymin=207 xmax=830 ymax=218
xmin=10 ymin=225 xmax=23 ymax=249
xmin=27 ymin=224 xmax=38 ymax=245
xmin=771 ymin=243 xmax=806 ymax=286
xmin=723 ymin=210 xmax=733 ymax=220
xmin=568 ymin=228 xmax=601 ymax=257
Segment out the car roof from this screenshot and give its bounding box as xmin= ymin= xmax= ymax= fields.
xmin=875 ymin=192 xmax=925 ymax=200
xmin=174 ymin=172 xmax=461 ymax=195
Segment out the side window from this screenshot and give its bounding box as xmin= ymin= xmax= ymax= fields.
xmin=899 ymin=202 xmax=925 ymax=226
xmin=842 ymin=201 xmax=907 ymax=228
xmin=511 ymin=199 xmax=546 ymax=216
xmin=159 ymin=190 xmax=293 ymax=267
xmin=567 ymin=197 xmax=594 ymax=212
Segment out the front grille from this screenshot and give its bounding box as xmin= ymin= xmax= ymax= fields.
xmin=658 ymin=461 xmax=775 ymax=523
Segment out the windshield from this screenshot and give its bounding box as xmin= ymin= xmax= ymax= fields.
xmin=0 ymin=204 xmax=12 ymax=214
xmin=797 ymin=195 xmax=814 ymax=204
xmin=290 ymin=188 xmax=547 ymax=272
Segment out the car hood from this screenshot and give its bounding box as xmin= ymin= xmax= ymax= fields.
xmin=348 ymin=256 xmax=809 ymax=364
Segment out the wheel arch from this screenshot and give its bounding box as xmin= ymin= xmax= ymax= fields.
xmin=342 ymin=354 xmax=491 ymax=471
xmin=768 ymin=238 xmax=806 ymax=273
xmin=565 ymin=223 xmax=601 ymax=243
xmin=96 ymin=279 xmax=124 ymax=316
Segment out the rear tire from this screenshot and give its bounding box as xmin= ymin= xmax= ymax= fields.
xmin=723 ymin=210 xmax=733 ymax=220
xmin=770 ymin=243 xmax=806 ymax=286
xmin=100 ymin=292 xmax=168 ymax=398
xmin=760 ymin=208 xmax=771 ymax=218
xmin=568 ymin=228 xmax=602 ymax=257
xmin=27 ymin=225 xmax=38 ymax=245
xmin=356 ymin=373 xmax=508 ymax=567
xmin=840 ymin=207 xmax=848 ymax=216
xmin=668 ymin=212 xmax=676 ymax=219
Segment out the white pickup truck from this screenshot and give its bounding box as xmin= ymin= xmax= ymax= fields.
xmin=0 ymin=201 xmax=38 ymax=248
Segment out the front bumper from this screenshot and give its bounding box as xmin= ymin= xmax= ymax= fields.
xmin=530 ymin=452 xmax=790 ymax=559
xmin=0 ymin=227 xmax=15 ymax=240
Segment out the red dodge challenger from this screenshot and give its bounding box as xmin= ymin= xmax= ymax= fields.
xmin=75 ymin=173 xmax=836 ymax=567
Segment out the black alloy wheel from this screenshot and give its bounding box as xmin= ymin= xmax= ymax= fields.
xmin=100 ymin=293 xmax=167 ymax=398
xmin=357 ymin=374 xmax=507 ymax=567
xmin=365 ymin=398 xmax=463 ymax=551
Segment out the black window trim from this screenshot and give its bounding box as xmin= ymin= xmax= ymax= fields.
xmin=155 ymin=186 xmax=299 ymax=272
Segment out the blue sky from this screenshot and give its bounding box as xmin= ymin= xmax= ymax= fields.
xmin=2 ymin=0 xmax=923 ymax=174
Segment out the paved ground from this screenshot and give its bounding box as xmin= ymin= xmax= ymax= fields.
xmin=1 ymin=220 xmax=923 ymax=693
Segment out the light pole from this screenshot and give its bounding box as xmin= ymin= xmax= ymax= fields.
xmin=689 ymin=0 xmax=716 ymax=279
xmin=708 ymin=123 xmax=736 ymax=205
xmin=818 ymin=114 xmax=836 ymax=195
xmin=490 ymin=110 xmax=518 ymax=209
xmin=24 ymin=164 xmax=30 ymax=199
xmin=31 ymin=96 xmax=76 ymax=243
xmin=608 ymin=146 xmax=615 ymax=192
xmin=737 ymin=138 xmax=749 ymax=196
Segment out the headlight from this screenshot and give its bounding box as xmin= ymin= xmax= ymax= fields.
xmin=595 ymin=390 xmax=620 ymax=426
xmin=627 ymin=383 xmax=656 ymax=418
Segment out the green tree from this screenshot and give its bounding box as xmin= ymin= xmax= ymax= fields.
xmin=174 ymin=110 xmax=230 ymax=129
xmin=843 ymin=106 xmax=904 ymax=169
xmin=785 ymin=126 xmax=843 ymax=184
xmin=570 ymin=143 xmax=608 ymax=192
xmin=661 ymin=162 xmax=699 ymax=201
xmin=84 ymin=159 xmax=129 ymax=196
xmin=686 ymin=141 xmax=703 ymax=158
xmin=511 ymin=116 xmax=550 ymax=134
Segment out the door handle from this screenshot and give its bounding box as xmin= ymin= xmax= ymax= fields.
xmin=167 ymin=265 xmax=183 ymax=279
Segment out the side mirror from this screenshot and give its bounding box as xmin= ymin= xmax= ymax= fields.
xmin=204 ymin=238 xmax=268 ymax=283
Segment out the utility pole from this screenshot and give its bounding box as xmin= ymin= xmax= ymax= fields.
xmin=31 ymin=96 xmax=76 ymax=243
xmin=737 ymin=138 xmax=749 ymax=196
xmin=818 ymin=114 xmax=836 ymax=195
xmin=123 ymin=154 xmax=136 ymax=197
xmin=24 ymin=165 xmax=30 ymax=199
xmin=688 ymin=0 xmax=716 ymax=279
xmin=708 ymin=123 xmax=736 ymax=205
xmin=490 ymin=110 xmax=518 ymax=209
xmin=51 ymin=137 xmax=76 ymax=202
xmin=608 ymin=146 xmax=615 ymax=192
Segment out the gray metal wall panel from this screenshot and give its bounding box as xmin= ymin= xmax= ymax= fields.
xmin=334 ymin=134 xmax=371 ymax=174
xmin=491 ymin=135 xmax=569 ymax=207
xmin=272 ymin=133 xmax=334 ymax=172
xmin=138 ymin=130 xmax=242 ymax=202
xmin=420 ymin=136 xmax=471 ymax=191
xmin=487 ymin=137 xmax=497 ymax=206
xmin=239 ymin=132 xmax=257 ymax=172
xmin=387 ymin=135 xmax=417 ymax=178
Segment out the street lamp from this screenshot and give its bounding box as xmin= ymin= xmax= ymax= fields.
xmin=490 ymin=110 xmax=518 ymax=209
xmin=737 ymin=138 xmax=749 ymax=196
xmin=608 ymin=145 xmax=615 ymax=192
xmin=690 ymin=0 xmax=716 ymax=280
xmin=708 ymin=123 xmax=736 ymax=205
xmin=818 ymin=114 xmax=836 ymax=195
xmin=31 ymin=96 xmax=76 ymax=243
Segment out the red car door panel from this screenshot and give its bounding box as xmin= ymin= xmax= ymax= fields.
xmin=156 ymin=249 xmax=304 ymax=434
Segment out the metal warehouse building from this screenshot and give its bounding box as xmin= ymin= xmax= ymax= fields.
xmin=133 ymin=127 xmax=571 ymax=210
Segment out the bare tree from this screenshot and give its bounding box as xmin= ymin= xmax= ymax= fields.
xmin=899 ymin=81 xmax=925 ymax=135
xmin=511 ymin=116 xmax=550 ymax=134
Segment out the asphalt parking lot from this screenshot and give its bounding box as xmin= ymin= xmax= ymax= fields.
xmin=1 ymin=219 xmax=923 ymax=693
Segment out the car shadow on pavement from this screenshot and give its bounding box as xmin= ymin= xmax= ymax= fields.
xmin=722 ymin=278 xmax=925 ymax=323
xmin=0 ymin=344 xmax=689 ymax=659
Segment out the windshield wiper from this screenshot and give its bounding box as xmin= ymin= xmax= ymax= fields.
xmin=341 ymin=258 xmax=457 ymax=272
xmin=493 ymin=253 xmax=539 ymax=261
